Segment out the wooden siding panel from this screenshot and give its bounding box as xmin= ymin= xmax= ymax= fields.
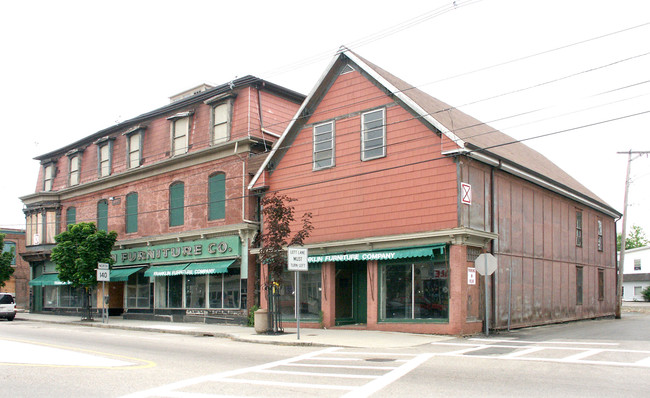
xmin=268 ymin=72 xmax=459 ymax=243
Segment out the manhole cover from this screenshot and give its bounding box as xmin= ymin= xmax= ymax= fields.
xmin=365 ymin=358 xmax=396 ymax=362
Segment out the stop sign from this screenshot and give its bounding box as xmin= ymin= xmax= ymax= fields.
xmin=475 ymin=253 xmax=497 ymax=276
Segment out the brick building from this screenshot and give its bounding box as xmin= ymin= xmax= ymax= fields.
xmin=250 ymin=49 xmax=620 ymax=334
xmin=21 ymin=77 xmax=304 ymax=321
xmin=1 ymin=228 xmax=28 ymax=309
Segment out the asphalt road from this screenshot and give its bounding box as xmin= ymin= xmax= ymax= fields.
xmin=1 ymin=312 xmax=649 ymax=397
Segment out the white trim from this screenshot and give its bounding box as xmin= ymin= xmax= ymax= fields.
xmin=248 ymin=53 xmax=341 ymax=190
xmin=344 ymin=51 xmax=466 ymax=150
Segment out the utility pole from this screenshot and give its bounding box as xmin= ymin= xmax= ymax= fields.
xmin=616 ymin=150 xmax=650 ymax=319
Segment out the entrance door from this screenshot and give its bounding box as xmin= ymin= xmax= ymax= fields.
xmin=335 ymin=261 xmax=367 ymax=325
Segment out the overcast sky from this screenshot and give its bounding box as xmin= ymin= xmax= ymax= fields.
xmin=1 ymin=0 xmax=649 ymax=236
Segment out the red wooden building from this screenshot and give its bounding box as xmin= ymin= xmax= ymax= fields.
xmin=250 ymin=49 xmax=620 ymax=334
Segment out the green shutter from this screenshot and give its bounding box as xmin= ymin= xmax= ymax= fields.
xmin=208 ymin=173 xmax=226 ymax=220
xmin=97 ymin=200 xmax=108 ymax=231
xmin=169 ymin=182 xmax=184 ymax=227
xmin=66 ymin=207 xmax=76 ymax=228
xmin=126 ymin=193 xmax=138 ymax=233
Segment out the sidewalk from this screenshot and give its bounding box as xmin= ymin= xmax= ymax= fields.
xmin=14 ymin=312 xmax=452 ymax=348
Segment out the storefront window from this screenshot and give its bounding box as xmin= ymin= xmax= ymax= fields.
xmin=156 ymin=275 xmax=183 ymax=308
xmin=186 ymin=275 xmax=207 ymax=308
xmin=379 ymin=253 xmax=449 ymax=321
xmin=43 ymin=285 xmax=96 ymax=309
xmin=279 ymin=266 xmax=322 ymax=320
xmin=125 ymin=271 xmax=150 ymax=308
xmin=208 ymin=268 xmax=241 ymax=309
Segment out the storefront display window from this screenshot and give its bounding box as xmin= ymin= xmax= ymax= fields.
xmin=209 ymin=268 xmax=241 ymax=309
xmin=43 ymin=285 xmax=96 ymax=309
xmin=379 ymin=253 xmax=448 ymax=321
xmin=279 ymin=266 xmax=321 ymax=320
xmin=156 ymin=275 xmax=183 ymax=308
xmin=125 ymin=271 xmax=150 ymax=308
xmin=186 ymin=275 xmax=207 ymax=308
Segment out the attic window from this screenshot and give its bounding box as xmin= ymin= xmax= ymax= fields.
xmin=340 ymin=64 xmax=355 ymax=75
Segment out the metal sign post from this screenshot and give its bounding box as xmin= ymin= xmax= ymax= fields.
xmin=288 ymin=247 xmax=308 ymax=340
xmin=475 ymin=253 xmax=497 ymax=336
xmin=97 ymin=263 xmax=110 ymax=324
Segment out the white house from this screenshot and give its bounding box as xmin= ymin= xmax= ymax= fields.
xmin=621 ymin=246 xmax=650 ymax=301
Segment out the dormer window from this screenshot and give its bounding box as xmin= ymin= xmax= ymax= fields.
xmin=67 ymin=152 xmax=81 ymax=186
xmin=124 ymin=126 xmax=146 ymax=169
xmin=43 ymin=164 xmax=55 ymax=191
xmin=95 ymin=137 xmax=115 ymax=178
xmin=167 ymin=112 xmax=193 ymax=156
xmin=204 ymin=93 xmax=235 ymax=146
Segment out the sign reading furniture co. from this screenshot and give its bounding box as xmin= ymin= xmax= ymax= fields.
xmin=111 ymin=236 xmax=240 ymax=266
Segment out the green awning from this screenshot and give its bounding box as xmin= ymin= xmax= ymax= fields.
xmin=29 ymin=274 xmax=71 ymax=286
xmin=307 ymin=244 xmax=446 ymax=263
xmin=143 ymin=264 xmax=189 ymax=277
xmin=110 ymin=267 xmax=144 ymax=282
xmin=183 ymin=260 xmax=234 ymax=276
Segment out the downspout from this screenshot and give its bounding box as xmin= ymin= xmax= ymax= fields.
xmin=257 ymin=86 xmax=268 ymax=152
xmin=491 ymin=163 xmax=498 ymax=330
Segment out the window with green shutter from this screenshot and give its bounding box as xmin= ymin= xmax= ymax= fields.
xmin=66 ymin=207 xmax=76 ymax=229
xmin=97 ymin=200 xmax=108 ymax=231
xmin=126 ymin=192 xmax=138 ymax=233
xmin=169 ymin=182 xmax=184 ymax=227
xmin=208 ymin=173 xmax=226 ymax=220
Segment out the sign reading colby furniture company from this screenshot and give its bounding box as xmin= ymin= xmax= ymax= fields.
xmin=112 ymin=236 xmax=240 ymax=266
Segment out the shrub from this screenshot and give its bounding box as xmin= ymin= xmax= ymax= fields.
xmin=642 ymin=286 xmax=650 ymax=302
xmin=247 ymin=305 xmax=259 ymax=327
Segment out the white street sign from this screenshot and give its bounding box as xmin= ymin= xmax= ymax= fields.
xmin=475 ymin=253 xmax=497 ymax=276
xmin=288 ymin=247 xmax=308 ymax=271
xmin=97 ymin=269 xmax=110 ymax=282
xmin=98 ymin=262 xmax=109 ymax=270
xmin=467 ymin=267 xmax=477 ymax=285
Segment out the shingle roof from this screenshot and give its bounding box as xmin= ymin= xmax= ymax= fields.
xmin=249 ymin=49 xmax=619 ymax=217
xmin=352 ymin=51 xmax=617 ymax=215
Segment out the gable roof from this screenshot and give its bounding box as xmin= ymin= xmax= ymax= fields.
xmin=249 ymin=48 xmax=620 ymax=218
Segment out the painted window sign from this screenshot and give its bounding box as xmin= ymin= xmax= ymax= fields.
xmin=111 ymin=236 xmax=240 ymax=266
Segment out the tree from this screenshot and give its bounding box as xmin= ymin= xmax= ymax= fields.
xmin=0 ymin=234 xmax=15 ymax=289
xmin=258 ymin=193 xmax=313 ymax=333
xmin=51 ymin=222 xmax=117 ymax=320
xmin=617 ymin=224 xmax=649 ymax=251
xmin=259 ymin=193 xmax=313 ymax=283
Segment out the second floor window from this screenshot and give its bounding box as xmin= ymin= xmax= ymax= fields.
xmin=125 ymin=192 xmax=138 ymax=233
xmin=597 ymin=219 xmax=603 ymax=252
xmin=208 ymin=173 xmax=226 ymax=220
xmin=313 ymin=121 xmax=334 ymax=170
xmin=66 ymin=207 xmax=76 ymax=228
xmin=576 ymin=211 xmax=583 ymax=247
xmin=3 ymin=241 xmax=15 ymax=265
xmin=169 ymin=182 xmax=185 ymax=227
xmin=97 ymin=200 xmax=108 ymax=231
xmin=634 ymin=259 xmax=642 ymax=271
xmin=361 ymin=108 xmax=386 ymax=161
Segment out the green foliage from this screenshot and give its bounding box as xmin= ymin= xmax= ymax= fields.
xmin=617 ymin=225 xmax=649 ymax=251
xmin=51 ymin=222 xmax=118 ymax=289
xmin=642 ymin=286 xmax=650 ymax=302
xmin=259 ymin=193 xmax=313 ymax=283
xmin=247 ymin=305 xmax=259 ymax=327
xmin=0 ymin=234 xmax=15 ymax=289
